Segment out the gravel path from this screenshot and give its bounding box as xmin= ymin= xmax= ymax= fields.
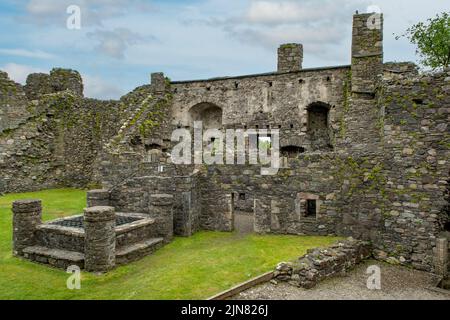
xmin=233 ymin=260 xmax=450 ymax=300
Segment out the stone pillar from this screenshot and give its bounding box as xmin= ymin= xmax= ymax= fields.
xmin=150 ymin=194 xmax=174 ymax=243
xmin=220 ymin=194 xmax=234 ymax=232
xmin=151 ymin=72 xmax=166 ymax=94
xmin=175 ymin=191 xmax=193 ymax=237
xmin=87 ymin=189 xmax=110 ymax=207
xmin=84 ymin=206 xmax=116 ymax=273
xmin=435 ymin=238 xmax=448 ymax=277
xmin=12 ymin=199 xmax=42 ymax=256
xmin=351 ymin=13 xmax=383 ymax=94
xmin=277 ymin=43 xmax=303 ymax=73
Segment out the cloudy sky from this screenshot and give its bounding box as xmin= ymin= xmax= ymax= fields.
xmin=0 ymin=0 xmax=448 ymax=99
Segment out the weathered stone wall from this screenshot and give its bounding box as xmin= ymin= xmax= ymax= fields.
xmin=274 ymin=238 xmax=372 ymax=288
xmin=107 ymin=173 xmax=201 ymax=238
xmin=0 ymin=68 xmax=149 ymax=193
xmin=35 ymin=224 xmax=85 ymax=252
xmin=0 ymin=91 xmax=122 ymax=193
xmin=184 ymin=68 xmax=449 ymax=272
xmin=171 ymin=66 xmax=349 ymax=149
xmin=197 ymin=162 xmax=339 ymax=235
xmin=234 ymin=192 xmax=254 ymax=212
xmin=0 ymin=72 xmax=30 ymax=134
xmin=371 ymin=70 xmax=450 ymax=270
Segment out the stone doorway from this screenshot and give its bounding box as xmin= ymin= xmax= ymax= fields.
xmin=232 ymin=192 xmax=255 ymax=234
xmin=233 ymin=211 xmax=255 ymax=234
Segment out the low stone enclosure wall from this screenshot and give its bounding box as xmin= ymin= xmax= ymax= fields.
xmin=273 ymin=237 xmax=449 ymax=289
xmin=274 ymin=238 xmax=372 ymax=288
xmin=12 ymin=198 xmax=173 ymax=272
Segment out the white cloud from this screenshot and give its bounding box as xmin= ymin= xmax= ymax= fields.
xmin=0 ymin=48 xmax=56 ymax=59
xmin=22 ymin=0 xmax=155 ymax=26
xmin=83 ymin=74 xmax=124 ymax=99
xmin=87 ymin=28 xmax=150 ymax=59
xmin=246 ymin=1 xmax=329 ymax=24
xmin=194 ymin=1 xmax=369 ymax=50
xmin=26 ymin=0 xmax=63 ymax=15
xmin=1 ymin=63 xmax=47 ymax=84
xmin=23 ymin=0 xmax=70 ymax=26
xmin=366 ymin=4 xmax=382 ymax=14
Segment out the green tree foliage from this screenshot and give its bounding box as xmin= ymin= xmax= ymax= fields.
xmin=397 ymin=12 xmax=450 ymax=70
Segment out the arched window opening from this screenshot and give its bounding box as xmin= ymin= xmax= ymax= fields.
xmin=188 ymin=102 xmax=223 ymax=130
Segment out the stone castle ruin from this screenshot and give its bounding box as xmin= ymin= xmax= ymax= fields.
xmin=2 ymin=13 xmax=449 ymax=274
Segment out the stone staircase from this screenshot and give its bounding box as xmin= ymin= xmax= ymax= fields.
xmin=23 ymin=235 xmax=164 ymax=270
xmin=116 ymin=238 xmax=164 ymax=265
xmin=23 ymin=246 xmax=84 ymax=270
xmin=104 ymin=94 xmax=155 ymax=152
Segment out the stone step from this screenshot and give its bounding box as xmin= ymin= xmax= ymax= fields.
xmin=22 ymin=246 xmax=84 ymax=270
xmin=116 ymin=238 xmax=164 ymax=265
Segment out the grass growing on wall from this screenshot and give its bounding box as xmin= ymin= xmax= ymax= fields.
xmin=0 ymin=189 xmax=341 ymax=300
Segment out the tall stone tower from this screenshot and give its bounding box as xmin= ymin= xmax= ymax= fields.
xmin=346 ymin=12 xmax=384 ymax=150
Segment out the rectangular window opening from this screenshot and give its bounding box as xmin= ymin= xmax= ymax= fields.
xmin=258 ymin=135 xmax=272 ymax=151
xmin=306 ymin=199 xmax=317 ymax=217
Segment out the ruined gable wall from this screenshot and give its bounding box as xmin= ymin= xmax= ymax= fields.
xmin=0 ymin=69 xmax=123 ymax=193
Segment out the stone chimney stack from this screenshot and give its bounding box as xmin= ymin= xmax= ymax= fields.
xmin=277 ymin=43 xmax=303 ymax=73
xmin=151 ymin=72 xmax=166 ymax=94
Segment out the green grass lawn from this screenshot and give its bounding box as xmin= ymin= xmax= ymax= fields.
xmin=0 ymin=189 xmax=341 ymax=300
